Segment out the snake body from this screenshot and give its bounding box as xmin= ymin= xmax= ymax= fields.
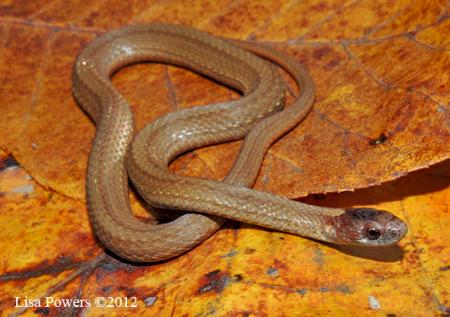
xmin=72 ymin=24 xmax=407 ymax=262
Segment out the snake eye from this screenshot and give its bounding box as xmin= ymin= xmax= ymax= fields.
xmin=366 ymin=227 xmax=381 ymax=240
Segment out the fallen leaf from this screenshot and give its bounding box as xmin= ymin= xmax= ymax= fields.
xmin=0 ymin=150 xmax=448 ymax=315
xmin=0 ymin=1 xmax=449 ymax=316
xmin=0 ymin=2 xmax=447 ymax=200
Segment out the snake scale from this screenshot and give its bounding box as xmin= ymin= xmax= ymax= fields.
xmin=72 ymin=24 xmax=407 ymax=262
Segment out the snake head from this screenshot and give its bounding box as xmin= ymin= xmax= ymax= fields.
xmin=333 ymin=208 xmax=408 ymax=246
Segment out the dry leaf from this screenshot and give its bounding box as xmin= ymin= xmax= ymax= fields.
xmin=0 ymin=1 xmax=449 ymax=316
xmin=0 ymin=1 xmax=448 ymax=200
xmin=1 ymin=150 xmax=448 ymax=316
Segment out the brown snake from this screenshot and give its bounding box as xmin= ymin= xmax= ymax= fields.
xmin=72 ymin=24 xmax=408 ymax=262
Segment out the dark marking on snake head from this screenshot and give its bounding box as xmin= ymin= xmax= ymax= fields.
xmin=345 ymin=208 xmax=378 ymax=221
xmin=369 ymin=133 xmax=388 ymax=146
xmin=198 ymin=269 xmax=229 ymax=294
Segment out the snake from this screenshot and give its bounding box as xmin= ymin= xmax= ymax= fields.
xmin=72 ymin=24 xmax=408 ymax=262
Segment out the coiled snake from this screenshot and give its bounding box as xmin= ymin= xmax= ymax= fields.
xmin=72 ymin=24 xmax=407 ymax=262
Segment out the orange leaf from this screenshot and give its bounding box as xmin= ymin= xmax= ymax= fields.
xmin=0 ymin=1 xmax=449 ymax=316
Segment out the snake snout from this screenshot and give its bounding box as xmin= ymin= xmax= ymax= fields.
xmin=384 ymin=217 xmax=408 ymax=241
